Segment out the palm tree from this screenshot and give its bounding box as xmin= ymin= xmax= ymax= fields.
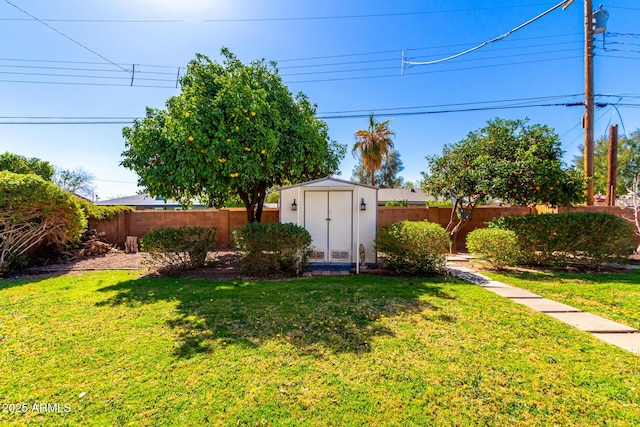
xmin=352 ymin=115 xmax=395 ymax=186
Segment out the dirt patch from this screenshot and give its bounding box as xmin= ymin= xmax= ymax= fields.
xmin=22 ymin=250 xmax=148 ymax=274
xmin=20 ymin=250 xmax=275 ymax=281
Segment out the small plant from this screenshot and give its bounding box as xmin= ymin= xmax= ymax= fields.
xmin=490 ymin=212 xmax=636 ymax=268
xmin=233 ymin=222 xmax=312 ymax=275
xmin=466 ymin=228 xmax=521 ymax=269
xmin=140 ymin=226 xmax=217 ymax=273
xmin=385 ymin=199 xmax=408 ymax=207
xmin=375 ymin=220 xmax=449 ymax=275
xmin=424 ymin=200 xmax=453 ymax=207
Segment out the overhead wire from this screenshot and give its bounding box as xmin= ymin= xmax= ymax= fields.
xmin=402 ymin=0 xmax=576 ymax=67
xmin=2 ymin=0 xmax=129 ymax=73
xmin=286 ymin=55 xmax=582 ymax=84
xmin=0 ymin=50 xmax=585 ymax=87
xmin=0 ymin=3 xmax=561 ymax=24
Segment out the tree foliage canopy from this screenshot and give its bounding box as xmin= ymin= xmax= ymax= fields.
xmin=54 ymin=167 xmax=96 ymax=199
xmin=0 ymin=151 xmax=55 ymax=180
xmin=351 ymin=149 xmax=404 ymax=188
xmin=122 ymin=48 xmax=345 ymax=222
xmin=421 ymin=118 xmax=584 ymax=252
xmin=574 ymin=128 xmax=640 ymax=195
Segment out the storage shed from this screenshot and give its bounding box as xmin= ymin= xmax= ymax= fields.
xmin=279 ymin=177 xmax=378 ymax=272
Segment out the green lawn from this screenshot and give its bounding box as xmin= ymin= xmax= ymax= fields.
xmin=1 ymin=271 xmax=639 ymax=426
xmin=485 ymin=270 xmax=640 ymax=331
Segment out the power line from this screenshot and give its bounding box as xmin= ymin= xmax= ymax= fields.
xmin=0 ymin=57 xmax=179 ymax=69
xmin=277 ymin=32 xmax=582 ymax=63
xmin=0 ymin=95 xmax=583 ymax=121
xmin=287 ymin=55 xmax=582 ymax=84
xmin=0 ymin=32 xmax=582 ymax=80
xmin=0 ymin=79 xmax=175 ymax=88
xmin=320 ymin=94 xmax=583 ymax=114
xmin=0 ymin=102 xmax=588 ymax=124
xmin=2 ymin=0 xmax=129 ymax=73
xmin=607 ymin=6 xmax=640 ymax=12
xmin=402 ymin=0 xmax=575 ymax=68
xmin=0 ymin=3 xmax=559 ymax=24
xmin=3 ymin=101 xmax=638 ymax=125
xmin=0 ymin=52 xmax=584 ymax=87
xmin=279 ymin=45 xmax=582 ymax=77
xmin=598 ymin=54 xmax=640 ymax=61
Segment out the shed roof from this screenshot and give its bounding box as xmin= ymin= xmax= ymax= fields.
xmin=279 ymin=177 xmax=377 ymax=190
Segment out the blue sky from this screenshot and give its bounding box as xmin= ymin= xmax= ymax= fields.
xmin=1 ymin=0 xmax=639 ymax=200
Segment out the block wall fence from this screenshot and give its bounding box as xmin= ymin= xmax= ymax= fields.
xmin=89 ymin=205 xmax=637 ymax=250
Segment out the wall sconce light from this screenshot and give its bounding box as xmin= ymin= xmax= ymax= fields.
xmin=291 ymin=199 xmax=297 ymax=211
xmin=360 ymin=198 xmax=367 ymax=211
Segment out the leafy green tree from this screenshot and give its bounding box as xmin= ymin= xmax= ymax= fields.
xmin=351 ymin=149 xmax=404 ymax=188
xmin=574 ymin=129 xmax=640 ymax=195
xmin=421 ymin=118 xmax=584 ymax=253
xmin=352 ymin=115 xmax=395 ymax=186
xmin=54 ymin=167 xmax=96 ymax=199
xmin=0 ymin=171 xmax=86 ymax=270
xmin=122 ymin=49 xmax=345 ymax=222
xmin=0 ymin=152 xmax=55 ymax=180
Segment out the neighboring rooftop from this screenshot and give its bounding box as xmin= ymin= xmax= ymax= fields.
xmin=94 ymin=194 xmax=206 ymax=210
xmin=97 ymin=188 xmax=436 ymax=209
xmin=377 ymin=188 xmax=432 ymax=206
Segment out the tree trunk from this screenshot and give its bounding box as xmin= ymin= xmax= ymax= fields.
xmin=237 ymin=182 xmax=267 ymax=223
xmin=449 ymin=232 xmax=458 ymax=255
xmin=370 ymin=169 xmax=375 ymax=187
xmin=446 ymin=200 xmax=474 ymax=254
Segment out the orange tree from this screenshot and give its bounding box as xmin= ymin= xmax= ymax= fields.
xmin=122 ymin=48 xmax=345 ymax=223
xmin=421 ymin=118 xmax=584 ymax=253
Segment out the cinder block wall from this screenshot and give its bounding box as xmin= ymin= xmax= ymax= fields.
xmin=91 ymin=205 xmax=636 ymax=250
xmin=89 ymin=208 xmax=279 ymax=248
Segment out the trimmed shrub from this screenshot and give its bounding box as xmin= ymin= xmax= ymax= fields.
xmin=140 ymin=226 xmax=217 ymax=272
xmin=232 ymin=222 xmax=312 ymax=275
xmin=466 ymin=228 xmax=521 ymax=269
xmin=0 ymin=171 xmax=86 ymax=271
xmin=490 ymin=212 xmax=637 ymax=268
xmin=376 ymin=220 xmax=449 ymax=275
xmin=74 ymin=197 xmax=134 ymax=221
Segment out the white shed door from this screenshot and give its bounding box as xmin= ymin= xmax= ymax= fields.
xmin=305 ymin=191 xmax=352 ymax=263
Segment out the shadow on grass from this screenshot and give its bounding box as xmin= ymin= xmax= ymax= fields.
xmin=96 ymin=275 xmax=457 ymax=358
xmin=492 ymin=268 xmax=640 ymax=285
xmin=0 ymin=271 xmax=69 ymax=290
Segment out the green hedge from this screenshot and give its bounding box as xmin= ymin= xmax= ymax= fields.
xmin=1 ymin=171 xmax=86 ymax=271
xmin=490 ymin=212 xmax=636 ymax=268
xmin=75 ymin=197 xmax=134 ymax=221
xmin=140 ymin=226 xmax=217 ymax=273
xmin=376 ymin=220 xmax=449 ymax=276
xmin=466 ymin=228 xmax=521 ymax=269
xmin=232 ymin=222 xmax=312 ymax=275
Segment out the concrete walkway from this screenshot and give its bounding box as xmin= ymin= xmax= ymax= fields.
xmin=446 ymin=259 xmax=640 ymax=355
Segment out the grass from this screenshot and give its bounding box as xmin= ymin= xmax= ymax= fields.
xmin=0 ymin=271 xmax=639 ymax=426
xmin=484 ymin=269 xmax=640 ymax=331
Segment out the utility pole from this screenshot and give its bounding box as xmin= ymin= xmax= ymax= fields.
xmin=606 ymin=124 xmax=618 ymax=206
xmin=583 ymin=0 xmax=595 ymax=205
